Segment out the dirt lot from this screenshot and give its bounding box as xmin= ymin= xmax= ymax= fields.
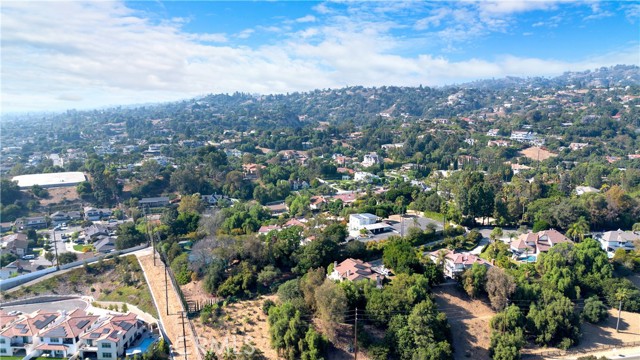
xmin=520 ymin=146 xmax=558 ymax=161
xmin=138 ymin=253 xmax=200 ymax=360
xmin=39 ymin=187 xmax=80 ymax=206
xmin=191 ymin=295 xmax=279 ymax=359
xmin=432 ymin=284 xmax=496 ymax=360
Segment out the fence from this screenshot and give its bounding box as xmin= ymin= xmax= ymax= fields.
xmin=0 ymin=243 xmax=148 ymax=291
xmin=522 ymin=341 xmax=640 ymax=358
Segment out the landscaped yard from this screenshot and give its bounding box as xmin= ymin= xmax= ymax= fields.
xmin=3 ymin=255 xmax=157 ymax=318
xmin=72 ymin=244 xmax=93 ymax=252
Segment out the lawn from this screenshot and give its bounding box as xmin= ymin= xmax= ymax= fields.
xmin=72 ymin=244 xmax=93 ymax=252
xmin=3 ymin=255 xmax=158 ymax=318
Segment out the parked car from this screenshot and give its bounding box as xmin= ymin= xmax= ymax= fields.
xmin=22 ymin=254 xmax=35 ymax=260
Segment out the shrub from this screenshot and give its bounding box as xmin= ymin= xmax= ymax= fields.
xmin=582 ymin=297 xmax=608 ymax=324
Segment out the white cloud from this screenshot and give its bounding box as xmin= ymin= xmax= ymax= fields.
xmin=1 ymin=0 xmax=637 ymax=113
xmin=476 ymin=0 xmax=563 ymax=15
xmin=295 ymin=15 xmax=317 ymax=23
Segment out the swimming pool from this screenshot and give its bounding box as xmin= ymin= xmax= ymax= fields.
xmin=519 ymin=255 xmax=537 ymax=262
xmin=125 ymin=337 xmax=157 ymax=356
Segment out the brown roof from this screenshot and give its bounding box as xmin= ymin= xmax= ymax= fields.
xmin=1 ymin=311 xmax=60 ymax=338
xmin=41 ymin=309 xmax=98 ymax=339
xmin=334 ymin=258 xmax=380 ymax=282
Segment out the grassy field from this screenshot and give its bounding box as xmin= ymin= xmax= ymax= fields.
xmin=72 ymin=244 xmax=93 ymax=252
xmin=3 ymin=255 xmax=158 ymax=318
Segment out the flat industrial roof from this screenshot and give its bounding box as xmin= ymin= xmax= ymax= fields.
xmin=12 ymin=172 xmax=86 ymax=189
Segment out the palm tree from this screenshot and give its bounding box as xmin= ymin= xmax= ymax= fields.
xmin=567 ymin=216 xmax=589 ymax=242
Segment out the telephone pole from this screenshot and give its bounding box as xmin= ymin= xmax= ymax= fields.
xmin=165 ymin=263 xmax=169 ymax=315
xmin=52 ymin=229 xmax=60 ymax=270
xmin=353 ymin=307 xmax=358 ymax=360
xmin=180 ymin=311 xmax=188 ymax=360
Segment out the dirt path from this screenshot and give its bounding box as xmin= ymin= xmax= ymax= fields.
xmin=432 ymin=285 xmax=495 ymax=360
xmin=138 ymin=252 xmax=201 ymax=360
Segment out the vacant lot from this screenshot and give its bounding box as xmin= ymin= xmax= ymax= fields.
xmin=2 ymin=255 xmax=157 ymax=318
xmin=432 ymin=284 xmax=495 ymax=360
xmin=39 ymin=187 xmax=80 ymax=206
xmin=191 ymin=295 xmax=278 ymax=359
xmin=520 ymin=146 xmax=557 ymax=161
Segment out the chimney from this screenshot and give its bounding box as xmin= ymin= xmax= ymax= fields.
xmin=491 ymin=259 xmax=495 ymax=265
xmin=376 ymin=275 xmax=382 ymax=288
xmin=346 ymin=269 xmax=351 ymax=277
xmin=333 ymin=261 xmax=337 ymax=269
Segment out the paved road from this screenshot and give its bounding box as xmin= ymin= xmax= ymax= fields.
xmin=1 ymin=298 xmax=88 ymax=313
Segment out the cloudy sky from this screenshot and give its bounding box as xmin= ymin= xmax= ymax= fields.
xmin=1 ymin=0 xmax=639 ymax=113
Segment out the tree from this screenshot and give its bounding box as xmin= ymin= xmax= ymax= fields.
xmin=178 ymin=194 xmax=205 ymax=214
xmin=58 ymin=252 xmax=78 ymax=265
xmin=461 ymin=263 xmax=488 ymax=298
xmin=44 ymin=251 xmax=55 ymax=265
xmin=566 ymin=216 xmax=589 ymax=242
xmin=382 ymin=238 xmax=421 ymax=274
xmin=526 ymin=290 xmax=580 ymax=349
xmin=582 ymin=296 xmax=608 ymax=324
xmin=314 ymin=279 xmax=347 ymax=341
xmin=30 ymin=184 xmax=49 ymax=199
xmin=485 ymin=267 xmax=516 ymax=311
xmin=115 ymin=222 xmax=146 ymax=249
xmin=490 ymin=227 xmax=503 ymax=243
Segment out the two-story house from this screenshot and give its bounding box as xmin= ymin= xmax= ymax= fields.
xmin=34 ymin=309 xmax=99 ymax=358
xmin=15 ymin=217 xmax=47 ymax=230
xmin=1 ymin=233 xmax=29 ymax=257
xmin=600 ymin=230 xmax=639 ymax=252
xmin=0 ymin=311 xmax=60 ymax=358
xmin=328 ymin=258 xmax=388 ymax=288
xmin=510 ymin=229 xmax=573 ymax=255
xmin=429 ymin=249 xmax=492 ymax=279
xmin=79 ymin=313 xmax=145 ymax=360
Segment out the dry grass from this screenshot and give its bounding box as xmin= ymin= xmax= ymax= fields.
xmin=39 ymin=187 xmax=80 ymax=206
xmin=519 ymin=146 xmax=558 ymax=161
xmin=191 ymin=295 xmax=278 ymax=359
xmin=432 ymin=285 xmax=496 ymax=360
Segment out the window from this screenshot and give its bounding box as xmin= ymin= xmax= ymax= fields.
xmin=50 ymin=337 xmax=61 ymax=343
xmin=101 ymin=343 xmax=112 ymax=348
xmin=0 ymin=338 xmax=5 ymax=344
xmin=0 ymin=349 xmax=6 ymax=354
xmin=102 ymin=352 xmax=112 ymax=358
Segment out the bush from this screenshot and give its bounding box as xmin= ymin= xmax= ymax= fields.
xmin=582 ymin=296 xmax=608 ymax=324
xmin=262 ymin=299 xmax=275 ymax=315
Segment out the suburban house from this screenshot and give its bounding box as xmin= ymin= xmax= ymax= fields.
xmin=362 ymin=152 xmax=382 ymax=167
xmin=575 ymin=186 xmax=600 ymax=196
xmin=0 ymin=261 xmax=21 ymax=280
xmin=138 ymin=197 xmax=170 ymax=208
xmin=309 ymin=196 xmax=327 ymax=210
xmin=84 ymin=208 xmax=113 ymax=221
xmin=0 ymin=309 xmax=151 ymax=360
xmin=510 ymin=229 xmax=573 ymax=255
xmin=50 ymin=211 xmax=82 ymax=225
xmin=84 ymin=224 xmax=110 ymax=240
xmin=94 ymin=237 xmax=117 ymax=253
xmin=0 ymin=222 xmax=13 ymax=234
xmin=265 ymin=202 xmax=288 ymax=216
xmin=258 ymin=225 xmax=282 ymax=235
xmin=1 ymin=233 xmax=29 ymax=257
xmin=328 ymin=258 xmax=388 ymax=288
xmin=348 ymin=213 xmax=393 ymax=236
xmin=79 ymin=313 xmax=148 ymax=360
xmin=600 ymin=230 xmax=639 ymax=252
xmin=428 ymin=249 xmax=492 ymax=278
xmin=201 ymin=193 xmax=231 ymax=206
xmin=354 ymin=171 xmax=379 ymax=183
xmin=510 ymin=131 xmax=536 ymax=143
xmin=15 ymin=217 xmax=47 ymax=230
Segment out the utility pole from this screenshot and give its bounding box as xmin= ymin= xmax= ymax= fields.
xmin=181 ymin=311 xmax=188 ymax=360
xmin=142 ymin=205 xmax=156 ymax=266
xmin=165 ymin=263 xmax=169 ymax=315
xmin=353 ymin=307 xmax=358 ymax=360
xmin=52 ymin=229 xmax=60 ymax=270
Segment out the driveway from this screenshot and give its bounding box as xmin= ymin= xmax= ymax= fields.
xmin=1 ymin=298 xmax=88 ymax=313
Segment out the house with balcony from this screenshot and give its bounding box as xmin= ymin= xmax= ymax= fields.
xmin=510 ymin=229 xmax=572 ymax=255
xmin=600 ymin=230 xmax=639 ymax=252
xmin=34 ymin=309 xmax=99 ymax=358
xmin=428 ymin=249 xmax=492 ymax=279
xmin=328 ymin=258 xmax=388 ymax=288
xmin=79 ymin=313 xmax=147 ymax=360
xmin=0 ymin=310 xmax=60 ymax=358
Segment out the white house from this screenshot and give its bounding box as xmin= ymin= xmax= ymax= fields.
xmin=575 ymin=186 xmax=600 ymax=196
xmin=510 ymin=131 xmax=536 ymax=143
xmin=428 ymin=249 xmax=492 ymax=278
xmin=354 ymin=171 xmax=379 ymax=183
xmin=348 ymin=213 xmax=378 ymax=232
xmin=600 ymin=230 xmax=639 ymax=252
xmin=362 ymin=152 xmax=382 ymax=167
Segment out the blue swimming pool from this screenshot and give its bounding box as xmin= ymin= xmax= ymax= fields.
xmin=519 ymin=255 xmax=537 ymax=262
xmin=125 ymin=337 xmax=157 ymax=356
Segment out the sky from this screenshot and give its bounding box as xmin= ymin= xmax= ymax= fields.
xmin=1 ymin=0 xmax=639 ymax=113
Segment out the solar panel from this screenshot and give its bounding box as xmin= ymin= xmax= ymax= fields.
xmin=15 ymin=324 xmax=26 ymax=329
xmin=90 ymin=333 xmax=100 ymax=338
xmin=119 ymin=322 xmax=133 ymax=331
xmin=77 ymin=320 xmax=90 ymax=328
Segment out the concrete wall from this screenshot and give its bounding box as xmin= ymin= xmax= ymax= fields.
xmin=0 ymin=244 xmax=148 ymax=291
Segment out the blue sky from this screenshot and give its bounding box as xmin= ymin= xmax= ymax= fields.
xmin=1 ymin=1 xmax=639 ymax=113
